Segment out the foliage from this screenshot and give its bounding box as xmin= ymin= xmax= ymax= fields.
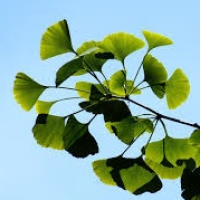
xmin=13 ymin=19 xmax=200 ymax=199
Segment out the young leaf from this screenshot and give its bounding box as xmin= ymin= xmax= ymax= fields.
xmin=98 ymin=32 xmax=145 ymax=62
xmin=143 ymin=30 xmax=173 ymax=51
xmin=105 ymin=117 xmax=153 ymax=144
xmin=109 ymin=70 xmax=126 ymax=96
xmin=35 ymin=100 xmax=56 ymax=114
xmin=165 ymin=68 xmax=190 ymax=109
xmin=189 ymin=130 xmax=200 ymax=148
xmin=93 ymin=156 xmax=162 ymax=194
xmin=40 ymin=19 xmax=75 ymax=60
xmin=56 ymin=57 xmax=84 ymax=86
xmin=13 ymin=73 xmax=47 ymax=111
xmin=32 ymin=114 xmax=65 ymax=150
xmin=143 ymin=54 xmax=168 ymax=98
xmin=64 ymin=115 xmax=98 ymax=158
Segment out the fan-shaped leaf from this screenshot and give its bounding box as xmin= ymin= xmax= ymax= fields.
xmin=79 ymin=100 xmax=131 ymax=123
xmin=35 ymin=100 xmax=56 ymax=114
xmin=13 ymin=73 xmax=47 ymax=111
xmin=40 ymin=19 xmax=75 ymax=60
xmin=76 ymin=40 xmax=98 ymax=56
xmin=98 ymin=32 xmax=145 ymax=61
xmin=32 ymin=114 xmax=65 ymax=150
xmin=165 ymin=68 xmax=190 ymax=109
xmin=93 ymin=156 xmax=162 ymax=194
xmin=64 ymin=115 xmax=98 ymax=158
xmin=105 ymin=117 xmax=153 ymax=144
xmin=143 ymin=54 xmax=168 ymax=98
xmin=145 ymin=136 xmax=197 ymax=179
xmin=56 ymin=57 xmax=84 ymax=86
xmin=143 ymin=30 xmax=173 ymax=51
xmin=189 ymin=130 xmax=200 ymax=148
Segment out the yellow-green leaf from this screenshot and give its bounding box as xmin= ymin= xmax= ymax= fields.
xmin=165 ymin=68 xmax=190 ymax=109
xmin=35 ymin=100 xmax=56 ymax=114
xmin=40 ymin=19 xmax=75 ymax=60
xmin=13 ymin=73 xmax=47 ymax=111
xmin=143 ymin=30 xmax=173 ymax=51
xmin=99 ymin=32 xmax=145 ymax=61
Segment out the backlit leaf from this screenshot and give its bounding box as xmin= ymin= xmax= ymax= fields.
xmin=76 ymin=40 xmax=98 ymax=56
xmin=143 ymin=54 xmax=167 ymax=98
xmin=143 ymin=30 xmax=173 ymax=51
xmin=189 ymin=130 xmax=200 ymax=148
xmin=35 ymin=100 xmax=56 ymax=114
xmin=32 ymin=114 xmax=65 ymax=150
xmin=13 ymin=73 xmax=47 ymax=111
xmin=40 ymin=19 xmax=75 ymax=59
xmin=93 ymin=156 xmax=162 ymax=194
xmin=64 ymin=115 xmax=98 ymax=158
xmin=165 ymin=69 xmax=190 ymax=109
xmin=99 ymin=32 xmax=145 ymax=61
xmin=56 ymin=57 xmax=84 ymax=86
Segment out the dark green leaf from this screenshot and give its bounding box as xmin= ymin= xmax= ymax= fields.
xmin=143 ymin=30 xmax=173 ymax=51
xmin=165 ymin=68 xmax=190 ymax=109
xmin=64 ymin=115 xmax=98 ymax=158
xmin=93 ymin=156 xmax=162 ymax=194
xmin=79 ymin=100 xmax=131 ymax=122
xmin=98 ymin=32 xmax=145 ymax=61
xmin=143 ymin=54 xmax=168 ymax=98
xmin=13 ymin=73 xmax=47 ymax=111
xmin=56 ymin=57 xmax=84 ymax=86
xmin=105 ymin=117 xmax=153 ymax=144
xmin=89 ymin=85 xmax=105 ymax=102
xmin=32 ymin=114 xmax=65 ymax=150
xmin=95 ymin=52 xmax=114 ymax=59
xmin=40 ymin=19 xmax=75 ymax=60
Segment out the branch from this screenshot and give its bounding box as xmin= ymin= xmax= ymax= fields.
xmin=118 ymin=96 xmax=200 ymax=130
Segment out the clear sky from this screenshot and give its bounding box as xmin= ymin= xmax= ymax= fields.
xmin=1 ymin=1 xmax=200 ymax=199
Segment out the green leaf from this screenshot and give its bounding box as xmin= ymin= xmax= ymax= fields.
xmin=145 ymin=136 xmax=197 ymax=179
xmin=143 ymin=30 xmax=173 ymax=51
xmin=143 ymin=54 xmax=168 ymax=98
xmin=35 ymin=100 xmax=56 ymax=114
xmin=13 ymin=73 xmax=47 ymax=111
xmin=93 ymin=156 xmax=162 ymax=194
xmin=64 ymin=115 xmax=98 ymax=158
xmin=32 ymin=114 xmax=65 ymax=150
xmin=56 ymin=57 xmax=84 ymax=86
xmin=89 ymin=85 xmax=105 ymax=102
xmin=79 ymin=100 xmax=131 ymax=122
xmin=126 ymin=80 xmax=142 ymax=95
xmin=40 ymin=19 xmax=75 ymax=60
xmin=109 ymin=70 xmax=126 ymax=96
xmin=75 ymin=82 xmax=107 ymax=100
xmin=105 ymin=117 xmax=153 ymax=144
xmin=189 ymin=130 xmax=200 ymax=148
xmin=76 ymin=40 xmax=98 ymax=56
xmin=165 ymin=68 xmax=190 ymax=109
xmin=99 ymin=32 xmax=145 ymax=61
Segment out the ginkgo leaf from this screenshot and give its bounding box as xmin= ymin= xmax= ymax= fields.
xmin=32 ymin=114 xmax=65 ymax=150
xmin=189 ymin=130 xmax=200 ymax=148
xmin=75 ymin=82 xmax=107 ymax=100
xmin=40 ymin=19 xmax=75 ymax=60
xmin=126 ymin=80 xmax=141 ymax=95
xmin=79 ymin=100 xmax=131 ymax=123
xmin=143 ymin=30 xmax=173 ymax=51
xmin=93 ymin=156 xmax=162 ymax=194
xmin=105 ymin=117 xmax=153 ymax=144
xmin=35 ymin=100 xmax=56 ymax=114
xmin=98 ymin=32 xmax=145 ymax=61
xmin=56 ymin=57 xmax=84 ymax=86
xmin=64 ymin=115 xmax=98 ymax=158
xmin=76 ymin=40 xmax=98 ymax=56
xmin=145 ymin=136 xmax=197 ymax=179
xmin=13 ymin=72 xmax=47 ymax=111
xmin=165 ymin=68 xmax=190 ymax=109
xmin=143 ymin=54 xmax=168 ymax=98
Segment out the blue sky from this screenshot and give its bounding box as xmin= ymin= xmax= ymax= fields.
xmin=1 ymin=1 xmax=200 ymax=199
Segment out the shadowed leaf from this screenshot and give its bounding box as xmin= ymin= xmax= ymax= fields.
xmin=13 ymin=73 xmax=47 ymax=111
xmin=40 ymin=19 xmax=75 ymax=59
xmin=64 ymin=115 xmax=98 ymax=158
xmin=32 ymin=114 xmax=65 ymax=150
